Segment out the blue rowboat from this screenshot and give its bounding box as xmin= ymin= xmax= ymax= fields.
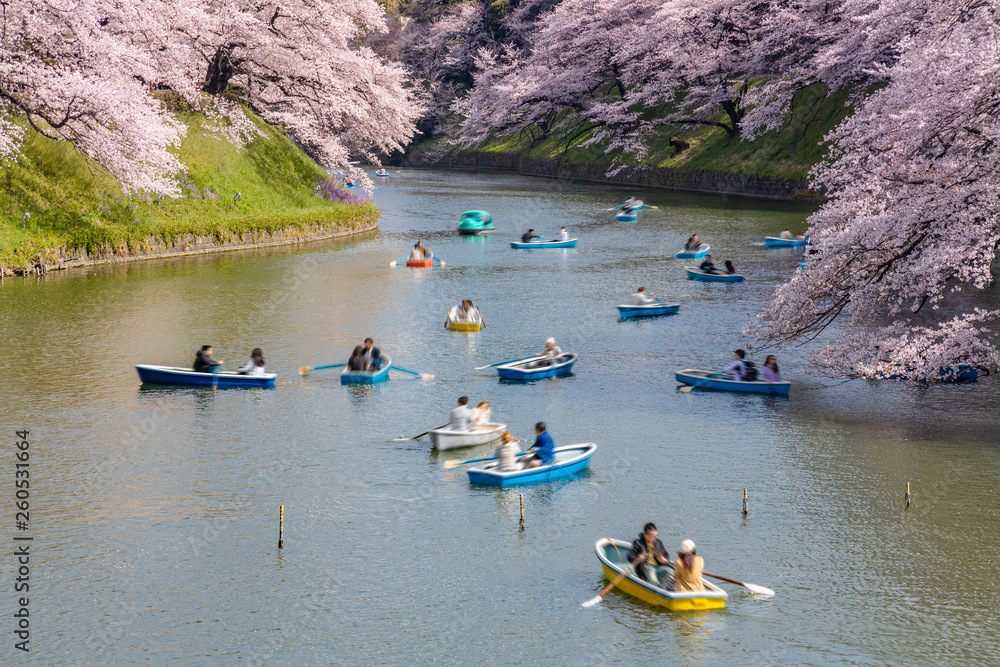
xmin=369 ymin=172 xmax=390 ymax=177
xmin=685 ymin=267 xmax=745 ymax=283
xmin=673 ymin=243 xmax=710 ymax=259
xmin=467 ymin=443 xmax=596 ymax=486
xmin=799 ymin=261 xmax=808 ymax=270
xmin=764 ymin=236 xmax=807 ymax=247
xmin=459 ymin=210 xmax=495 ymax=236
xmin=617 ymin=302 xmax=681 ymax=319
xmin=496 ymin=353 xmax=577 ymax=380
xmin=341 ymin=355 xmax=392 ymax=385
xmin=616 ymin=212 xmax=637 ymax=222
xmin=135 ymin=364 xmax=276 ymax=388
xmin=510 ymin=238 xmax=578 ymax=249
xmin=675 ymin=368 xmax=790 ymax=395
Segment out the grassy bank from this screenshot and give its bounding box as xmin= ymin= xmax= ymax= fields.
xmin=0 ymin=98 xmax=375 ymax=271
xmin=409 ymin=82 xmax=854 ymax=185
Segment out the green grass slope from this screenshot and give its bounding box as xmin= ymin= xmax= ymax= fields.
xmin=0 ymin=97 xmax=375 ymax=269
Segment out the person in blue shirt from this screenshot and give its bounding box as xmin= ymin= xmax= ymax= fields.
xmin=521 ymin=422 xmax=555 ymax=469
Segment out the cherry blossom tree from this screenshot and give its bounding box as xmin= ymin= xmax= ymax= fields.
xmin=751 ymin=0 xmax=1000 ymax=380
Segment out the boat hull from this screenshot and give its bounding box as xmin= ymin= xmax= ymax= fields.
xmin=675 ymin=368 xmax=790 ymax=395
xmin=446 ymin=320 xmax=482 ymax=332
xmin=458 ymin=228 xmax=495 ymax=236
xmin=764 ymin=236 xmax=806 ymax=247
xmin=595 ymin=538 xmax=727 ymax=611
xmin=430 ymin=423 xmax=507 ymax=451
xmin=135 ymin=365 xmax=276 ymax=388
xmin=510 ymin=239 xmax=578 ymax=249
xmin=673 ymin=243 xmax=710 ymax=259
xmin=496 ymin=354 xmax=577 ymax=380
xmin=341 ymin=356 xmax=392 ymax=385
xmin=616 ymin=213 xmax=637 ymax=222
xmin=617 ymin=303 xmax=680 ymax=319
xmin=685 ymin=267 xmax=744 ymax=282
xmin=406 ymin=258 xmax=434 ymax=268
xmin=467 ymin=443 xmax=596 ymax=486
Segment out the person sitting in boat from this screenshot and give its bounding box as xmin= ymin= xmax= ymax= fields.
xmin=347 ymin=345 xmax=366 ymax=371
xmin=237 ymin=348 xmax=266 ymax=375
xmin=722 ymin=349 xmax=747 ymax=381
xmin=631 ymin=287 xmax=657 ymax=305
xmin=474 ymin=400 xmax=491 ymax=427
xmin=685 ymin=234 xmax=701 ymax=251
xmin=761 ymin=355 xmax=782 ymax=382
xmin=622 ymin=196 xmax=640 ymax=213
xmin=409 ymin=241 xmax=430 ymax=262
xmin=628 ymin=523 xmax=671 ymax=587
xmin=795 ymin=229 xmax=807 ymax=240
xmin=699 ymin=255 xmax=718 ymax=274
xmin=449 ymin=396 xmax=476 ymax=431
xmin=520 ymin=422 xmax=555 ymax=469
xmin=557 ymin=226 xmax=569 ymax=242
xmin=494 ymin=431 xmax=521 ymax=472
xmin=779 ymin=227 xmax=793 ymax=239
xmin=530 ymin=337 xmax=563 ymax=368
xmin=671 ymin=539 xmax=705 ymax=592
xmin=362 ymin=338 xmax=382 ymax=370
xmin=724 ymin=260 xmax=737 ymax=274
xmin=521 ymin=229 xmax=541 ymax=243
xmin=376 ymin=167 xmax=388 ymax=175
xmin=193 ymin=345 xmax=223 ymax=373
xmin=466 ymin=300 xmax=483 ymax=325
xmin=343 ymin=175 xmax=353 ymax=186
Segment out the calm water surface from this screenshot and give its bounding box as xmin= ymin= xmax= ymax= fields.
xmin=2 ymin=169 xmax=999 ymax=665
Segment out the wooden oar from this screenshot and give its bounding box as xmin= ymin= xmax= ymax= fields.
xmin=679 ymin=371 xmax=723 ymax=393
xmin=474 ymin=354 xmax=540 ymax=370
xmin=667 ymin=560 xmax=775 ymax=596
xmin=389 ymin=364 xmax=435 ymax=379
xmin=582 ymin=555 xmax=645 ymax=607
xmin=403 ymin=423 xmax=449 ymax=441
xmin=299 ymin=362 xmax=347 ymax=376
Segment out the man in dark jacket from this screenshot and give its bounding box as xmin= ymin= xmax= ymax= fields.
xmin=362 ymin=338 xmax=381 ymax=370
xmin=628 ymin=522 xmax=670 ymax=587
xmin=194 ymin=345 xmax=223 ymax=373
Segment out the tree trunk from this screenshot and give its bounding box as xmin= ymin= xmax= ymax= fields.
xmin=205 ymin=47 xmax=235 ymax=95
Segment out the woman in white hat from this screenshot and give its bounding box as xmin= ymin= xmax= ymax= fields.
xmin=672 ymin=540 xmax=705 ymax=592
xmin=536 ymin=338 xmax=563 ymax=367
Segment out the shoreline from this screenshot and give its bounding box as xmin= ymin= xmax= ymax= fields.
xmin=0 ymin=219 xmax=378 ymax=278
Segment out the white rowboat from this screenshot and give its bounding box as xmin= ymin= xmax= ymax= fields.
xmin=429 ymin=423 xmax=508 ymax=451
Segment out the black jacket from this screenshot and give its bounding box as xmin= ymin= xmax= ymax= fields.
xmin=194 ymin=350 xmax=221 ymax=372
xmin=628 ymin=534 xmax=669 ymax=567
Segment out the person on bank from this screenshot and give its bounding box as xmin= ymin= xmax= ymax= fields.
xmin=194 ymin=345 xmax=223 ymax=373
xmin=628 ymin=522 xmax=671 ymax=587
xmin=449 ymin=396 xmax=476 ymax=431
xmin=521 ymin=421 xmax=555 ymax=469
xmin=631 ymin=287 xmax=657 ymax=305
xmin=761 ymin=355 xmax=782 ymax=382
xmin=238 ymin=348 xmax=266 ymax=375
xmin=362 ymin=338 xmax=381 ymax=370
xmin=347 ymin=345 xmax=367 ymax=371
xmin=671 ymin=539 xmax=705 ymax=592
xmin=522 ymin=229 xmax=541 ymax=243
xmin=699 ymin=254 xmax=718 ymax=274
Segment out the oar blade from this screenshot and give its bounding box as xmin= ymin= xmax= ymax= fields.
xmin=679 ymin=386 xmax=693 ymax=393
xmin=299 ymin=366 xmax=312 ymax=376
xmin=581 ymin=595 xmax=603 ymax=608
xmin=443 ymin=460 xmax=462 ymax=469
xmin=743 ymin=583 xmax=775 ymax=597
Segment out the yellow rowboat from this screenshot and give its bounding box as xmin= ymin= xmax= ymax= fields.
xmin=446 ymin=319 xmax=481 ymax=332
xmin=594 ymin=538 xmax=727 ymax=611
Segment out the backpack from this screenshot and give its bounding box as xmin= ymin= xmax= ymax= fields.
xmin=742 ymin=360 xmax=758 ymax=381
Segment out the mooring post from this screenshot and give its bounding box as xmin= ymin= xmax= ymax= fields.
xmin=742 ymin=488 xmax=749 ymax=516
xmin=278 ymin=505 xmax=284 ymax=548
xmin=519 ymin=494 xmax=524 ymax=532
xmin=905 ymin=482 xmax=910 ymax=508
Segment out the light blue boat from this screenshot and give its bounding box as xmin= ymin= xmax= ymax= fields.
xmin=135 ymin=364 xmax=276 ymax=388
xmin=510 ymin=238 xmax=578 ymax=249
xmin=685 ymin=267 xmax=745 ymax=283
xmin=458 ymin=210 xmax=495 ymax=236
xmin=675 ymin=369 xmax=790 ymax=395
xmin=673 ymin=243 xmax=710 ymax=259
xmin=467 ymin=443 xmax=596 ymax=486
xmin=496 ymin=353 xmax=577 ymax=380
xmin=615 ymin=202 xmax=643 ymax=221
xmin=616 ymin=302 xmax=681 ymax=319
xmin=340 ymin=355 xmax=392 ymax=385
xmin=764 ymin=236 xmax=807 ymax=247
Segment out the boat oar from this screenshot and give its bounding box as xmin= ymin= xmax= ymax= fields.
xmin=667 ymin=560 xmax=775 ymax=596
xmin=606 ymin=204 xmax=624 ymax=211
xmin=389 ymin=255 xmax=408 ymax=266
xmin=399 ymin=423 xmax=449 ymax=441
xmin=431 ymin=255 xmax=446 ymax=267
xmin=582 ymin=555 xmax=645 ymax=608
xmin=299 ymin=362 xmax=347 ymax=376
xmin=679 ymin=371 xmax=723 ymax=393
xmin=444 ymin=451 xmax=527 ymax=469
xmin=390 ymin=364 xmax=435 ymax=379
xmin=474 ymin=355 xmax=540 ymax=370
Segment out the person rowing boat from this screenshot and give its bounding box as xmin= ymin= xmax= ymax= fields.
xmin=631 ymin=287 xmax=657 ymax=305
xmin=628 ymin=523 xmax=671 ymax=587
xmin=520 ymin=421 xmax=555 ymax=469
xmin=622 ymin=196 xmax=640 ymax=214
xmin=699 ymin=254 xmax=718 ymax=274
xmin=193 ymin=345 xmax=223 ymax=373
xmin=685 ymin=234 xmax=701 ymax=251
xmin=361 ymin=338 xmax=382 ymax=371
xmin=409 ymin=241 xmax=430 ymax=262
xmin=528 ymin=337 xmax=563 ymax=368
xmin=521 ymin=229 xmax=541 ymax=243
xmin=448 ymin=396 xmax=476 ymax=431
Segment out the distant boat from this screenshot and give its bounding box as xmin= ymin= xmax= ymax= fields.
xmin=429 ymin=423 xmax=507 ymax=451
xmin=510 ymin=238 xmax=578 ymax=249
xmin=594 ymin=538 xmax=728 ymax=611
xmin=764 ymin=236 xmax=807 ymax=247
xmin=673 ymin=243 xmax=710 ymax=259
xmin=616 ymin=302 xmax=681 ymax=319
xmin=616 ymin=202 xmax=643 ymax=221
xmin=675 ymin=368 xmax=790 ymax=395
xmin=496 ymin=354 xmax=577 ymax=380
xmin=467 ymin=443 xmax=597 ymax=486
xmin=341 ymin=356 xmax=392 ymax=385
xmin=685 ymin=267 xmax=744 ymax=283
xmin=446 ymin=319 xmax=482 ymax=332
xmin=135 ymin=364 xmax=276 ymax=388
xmin=458 ymin=210 xmax=495 ymax=236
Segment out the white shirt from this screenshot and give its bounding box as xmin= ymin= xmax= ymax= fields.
xmin=779 ymin=230 xmax=793 ymax=239
xmin=541 ymin=345 xmax=563 ymax=359
xmin=449 ymin=406 xmax=475 ymax=431
xmin=632 ymin=292 xmax=656 ymax=305
xmin=238 ymin=360 xmax=266 ymax=375
xmin=558 ymin=229 xmax=569 ymax=241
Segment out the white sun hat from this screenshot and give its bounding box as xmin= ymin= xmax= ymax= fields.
xmin=678 ymin=539 xmax=696 ymax=555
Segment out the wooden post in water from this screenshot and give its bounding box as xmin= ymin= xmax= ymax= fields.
xmin=278 ymin=505 xmax=284 ymax=548
xmin=519 ymin=494 xmax=524 ymax=532
xmin=742 ymin=488 xmax=749 ymax=516
xmin=905 ymin=482 xmax=910 ymax=508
